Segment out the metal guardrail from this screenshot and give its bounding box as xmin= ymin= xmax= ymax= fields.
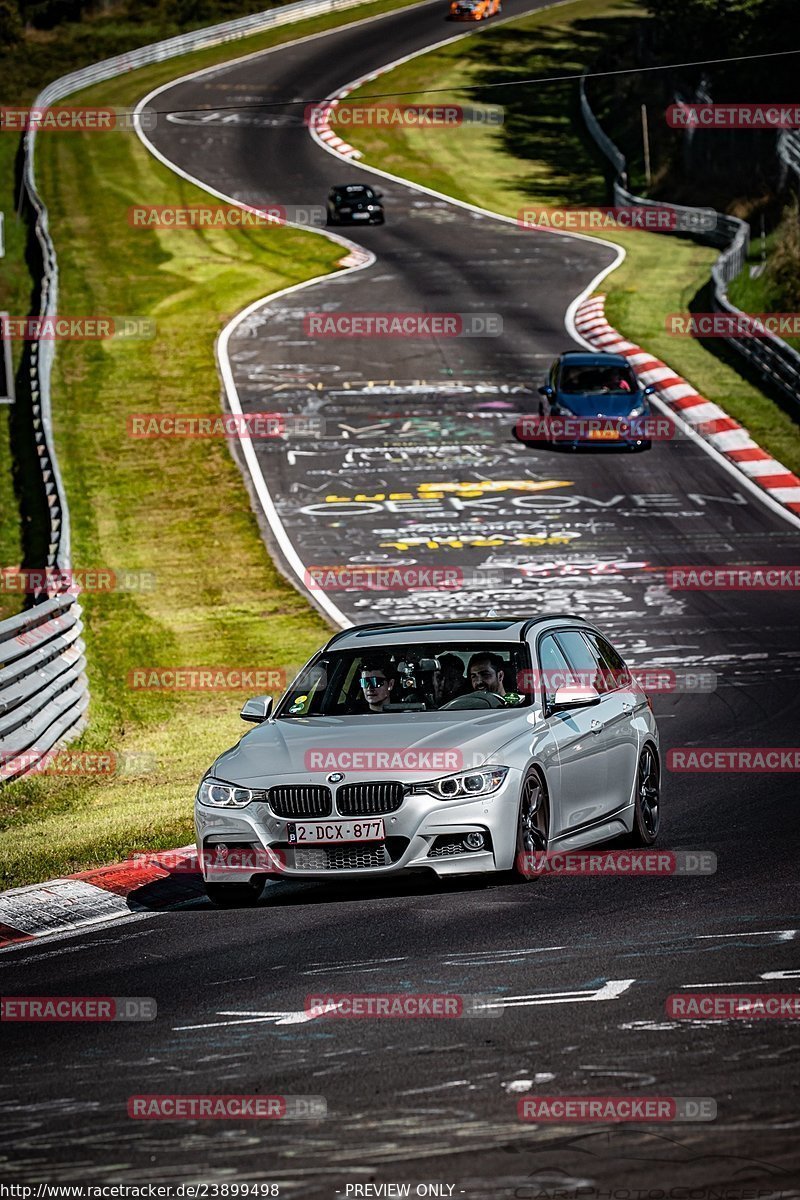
xmin=579 ymin=76 xmax=800 ymax=408
xmin=9 ymin=0 xmax=380 ymax=784
xmin=0 ymin=593 xmax=88 ymax=783
xmin=778 ymin=130 xmax=800 ymax=182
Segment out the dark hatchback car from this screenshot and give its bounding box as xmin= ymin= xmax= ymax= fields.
xmin=518 ymin=350 xmax=656 ymax=450
xmin=326 ymin=183 xmax=385 ymax=226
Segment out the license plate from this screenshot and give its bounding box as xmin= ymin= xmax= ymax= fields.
xmin=287 ymin=819 xmax=385 ymax=844
xmin=352 ymin=212 xmax=369 ymax=219
xmin=589 ymin=428 xmax=620 ymax=440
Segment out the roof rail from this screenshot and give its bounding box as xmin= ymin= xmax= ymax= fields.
xmin=324 ymin=614 xmax=595 ymax=649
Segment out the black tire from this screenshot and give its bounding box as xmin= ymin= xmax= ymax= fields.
xmin=205 ymin=877 xmax=266 ymax=907
xmin=513 ymin=769 xmax=550 ymax=880
xmin=628 ymin=745 xmax=660 ymax=845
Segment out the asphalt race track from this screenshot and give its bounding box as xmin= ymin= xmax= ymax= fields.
xmin=3 ymin=0 xmax=800 ymax=1195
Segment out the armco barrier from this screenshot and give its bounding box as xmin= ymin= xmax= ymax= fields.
xmin=579 ymin=77 xmax=800 ymax=408
xmin=0 ymin=593 xmax=89 ymax=783
xmin=13 ymin=0 xmax=383 ymax=784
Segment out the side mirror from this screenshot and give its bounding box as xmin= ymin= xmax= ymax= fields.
xmin=643 ymin=384 xmax=656 ymax=395
xmin=551 ymin=684 xmax=601 ymax=712
xmin=538 ymin=385 xmax=554 ymax=397
xmin=240 ymin=695 xmax=273 ymax=723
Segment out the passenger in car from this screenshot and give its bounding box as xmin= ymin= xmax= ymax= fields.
xmin=467 ymin=652 xmax=507 ymax=696
xmin=433 ymin=653 xmax=472 ymax=706
xmin=359 ymin=659 xmax=396 ymax=713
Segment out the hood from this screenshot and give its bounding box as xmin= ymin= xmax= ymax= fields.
xmin=212 ymin=711 xmax=524 ymax=786
xmin=556 ymin=392 xmax=642 ymax=417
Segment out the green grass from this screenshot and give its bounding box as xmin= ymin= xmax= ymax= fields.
xmin=341 ymin=0 xmax=800 ymax=472
xmin=0 ymin=0 xmax=425 ymax=889
xmin=728 ymin=214 xmax=800 ymax=355
xmin=0 ymin=0 xmax=425 ymax=627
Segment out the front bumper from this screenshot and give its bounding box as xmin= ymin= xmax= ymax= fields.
xmin=195 ymin=769 xmax=522 ymax=882
xmin=335 ymin=212 xmax=383 ymax=224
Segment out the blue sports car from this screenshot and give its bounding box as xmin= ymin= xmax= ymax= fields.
xmin=519 ymin=350 xmax=657 ymax=450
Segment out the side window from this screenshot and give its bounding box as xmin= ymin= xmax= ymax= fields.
xmin=585 ymin=632 xmax=631 ymax=691
xmin=553 ymin=629 xmax=609 ymax=695
xmin=536 ymin=635 xmax=576 ymax=710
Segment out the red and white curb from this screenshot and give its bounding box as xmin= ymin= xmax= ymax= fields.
xmin=574 ymin=295 xmax=800 ymax=516
xmin=309 ymin=90 xmax=366 ymax=159
xmin=0 ymin=846 xmax=201 ymax=949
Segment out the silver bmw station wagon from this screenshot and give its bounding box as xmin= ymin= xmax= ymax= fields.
xmin=195 ymin=616 xmax=661 ymax=905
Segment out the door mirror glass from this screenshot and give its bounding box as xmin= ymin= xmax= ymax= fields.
xmin=552 ymin=684 xmax=601 ymax=712
xmin=240 ymin=695 xmax=273 ymax=723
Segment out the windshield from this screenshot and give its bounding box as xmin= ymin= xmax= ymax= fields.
xmin=559 ymin=364 xmax=638 ymax=395
xmin=277 ymin=643 xmax=533 ymax=718
xmin=338 ymin=187 xmax=374 ymax=200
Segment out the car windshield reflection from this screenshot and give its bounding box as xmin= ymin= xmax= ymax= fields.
xmin=276 ymin=645 xmax=533 ymax=717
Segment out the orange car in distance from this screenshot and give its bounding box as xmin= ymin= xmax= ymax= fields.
xmin=449 ymin=0 xmax=501 ymax=19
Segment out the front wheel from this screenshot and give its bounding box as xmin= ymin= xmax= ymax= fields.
xmin=513 ymin=770 xmax=549 ymax=880
xmin=628 ymin=745 xmax=660 ymax=845
xmin=205 ymin=877 xmax=266 ymax=907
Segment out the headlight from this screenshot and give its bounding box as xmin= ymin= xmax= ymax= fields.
xmin=411 ymin=766 xmax=508 ymax=800
xmin=197 ymin=777 xmax=256 ymax=808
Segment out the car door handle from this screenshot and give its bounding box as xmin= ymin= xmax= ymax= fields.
xmin=590 ymin=719 xmax=603 ymax=734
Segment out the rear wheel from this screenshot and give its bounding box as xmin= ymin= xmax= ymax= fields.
xmin=628 ymin=745 xmax=660 ymax=845
xmin=513 ymin=770 xmax=549 ymax=880
xmin=205 ymin=877 xmax=266 ymax=907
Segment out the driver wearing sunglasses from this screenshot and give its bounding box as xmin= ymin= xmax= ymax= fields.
xmin=359 ymin=659 xmax=396 ymax=713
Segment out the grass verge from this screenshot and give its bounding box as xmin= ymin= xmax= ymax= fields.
xmin=0 ymin=0 xmax=425 ymax=889
xmin=340 ymin=0 xmax=800 ymax=471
